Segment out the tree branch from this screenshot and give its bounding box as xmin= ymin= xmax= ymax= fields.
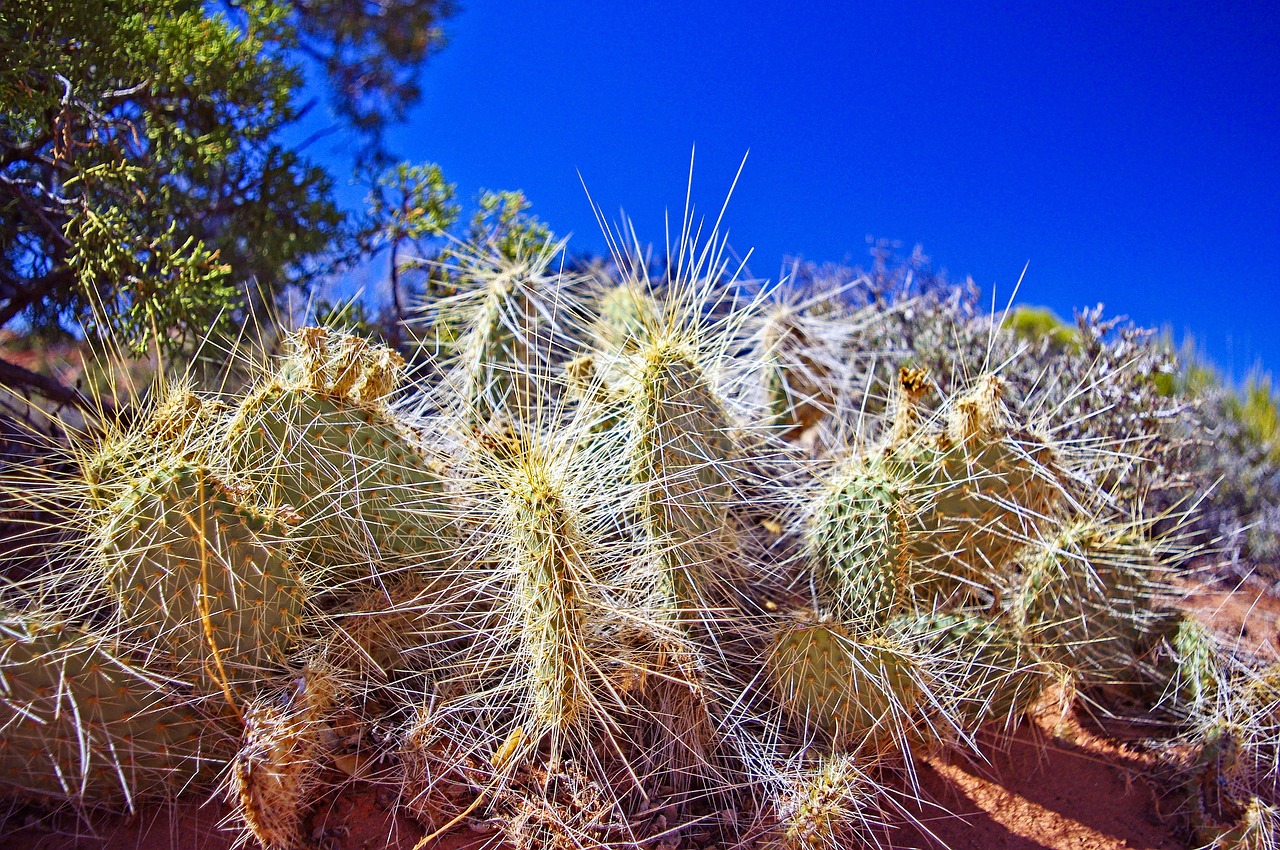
xmin=0 ymin=354 xmax=112 ymax=419
xmin=0 ymin=269 xmax=72 ymax=330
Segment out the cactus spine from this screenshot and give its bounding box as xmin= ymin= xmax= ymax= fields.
xmin=806 ymin=458 xmax=914 ymax=625
xmin=229 ymin=667 xmax=338 ymax=850
xmin=904 ymin=611 xmax=1047 ymax=733
xmin=629 ymin=338 xmax=739 ymax=616
xmin=0 ymin=614 xmax=232 ymax=806
xmin=225 ymin=327 xmax=453 ymax=575
xmin=1014 ymin=520 xmax=1178 ymax=688
xmin=773 ymin=754 xmax=881 ymax=850
xmin=490 ymin=438 xmax=605 ymax=735
xmin=768 ymin=617 xmax=921 ymax=752
xmin=99 ymin=460 xmax=305 ymax=682
xmin=882 ymin=373 xmax=1061 ymax=592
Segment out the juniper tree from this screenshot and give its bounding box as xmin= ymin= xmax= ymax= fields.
xmin=0 ymin=0 xmax=455 ymax=411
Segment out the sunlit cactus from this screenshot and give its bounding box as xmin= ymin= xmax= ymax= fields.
xmin=904 ymin=610 xmax=1049 ymax=735
xmin=805 ymin=455 xmax=914 ymax=625
xmin=474 ymin=428 xmax=614 ymax=737
xmin=0 ymin=202 xmax=1240 ymax=850
xmin=771 ymin=754 xmax=885 ymax=850
xmin=98 ymin=459 xmax=305 ymax=684
xmin=883 ymin=373 xmax=1064 ymax=595
xmin=425 ymin=238 xmax=587 ymax=430
xmin=224 ymin=326 xmax=455 ymax=577
xmin=1014 ymin=519 xmax=1180 ymax=690
xmin=768 ymin=615 xmax=923 ymax=754
xmin=80 ymin=382 xmax=224 ymax=511
xmin=0 ymin=612 xmax=233 ymax=807
xmin=227 ymin=665 xmax=340 ymax=850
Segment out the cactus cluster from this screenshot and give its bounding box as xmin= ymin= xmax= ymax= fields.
xmin=0 ymin=227 xmax=1263 ymax=849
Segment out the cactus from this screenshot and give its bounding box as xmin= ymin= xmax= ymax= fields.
xmin=1165 ymin=616 xmax=1221 ymax=716
xmin=0 ymin=613 xmax=233 ymax=807
xmin=772 ymin=754 xmax=882 ymax=850
xmin=806 ymin=456 xmax=914 ymax=625
xmin=768 ymin=617 xmax=921 ymax=752
xmin=225 ymin=327 xmax=454 ymax=576
xmin=80 ymin=383 xmax=224 ymax=511
xmin=903 ymin=610 xmax=1048 ymax=734
xmin=1211 ymin=797 xmax=1280 ymax=850
xmin=1229 ymin=661 xmax=1280 ymax=786
xmin=0 ymin=215 xmax=1228 ymax=849
xmin=628 ymin=336 xmax=740 ymax=617
xmin=752 ymin=300 xmax=840 ymax=442
xmin=98 ymin=459 xmax=305 ymax=685
xmin=483 ymin=435 xmax=608 ymax=736
xmin=882 ymin=373 xmax=1062 ymax=594
xmin=428 ymin=241 xmax=584 ymax=429
xmin=1014 ymin=520 xmax=1179 ymax=690
xmin=228 ymin=666 xmax=339 ymax=850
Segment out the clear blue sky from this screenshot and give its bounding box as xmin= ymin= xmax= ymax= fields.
xmin=309 ymin=1 xmax=1280 ymax=380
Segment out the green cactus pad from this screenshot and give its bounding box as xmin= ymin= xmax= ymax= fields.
xmin=904 ymin=611 xmax=1046 ymax=732
xmin=100 ymin=461 xmax=305 ymax=679
xmin=776 ymin=754 xmax=878 ymax=850
xmin=226 ymin=328 xmax=454 ymax=575
xmin=769 ymin=619 xmax=920 ymax=750
xmin=882 ymin=375 xmax=1061 ymax=593
xmin=806 ymin=458 xmax=913 ymax=624
xmin=457 ymin=276 xmax=546 ymax=428
xmin=0 ymin=615 xmax=232 ymax=807
xmin=505 ymin=460 xmax=600 ymax=732
xmin=82 ymin=386 xmax=223 ymax=510
xmin=592 ymin=281 xmax=660 ymax=355
xmin=1014 ymin=521 xmax=1178 ymax=689
xmin=631 ymin=343 xmax=738 ymax=613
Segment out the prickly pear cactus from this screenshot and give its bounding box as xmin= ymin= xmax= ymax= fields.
xmin=591 ymin=280 xmax=660 ymax=356
xmin=81 ymin=384 xmax=223 ymax=510
xmin=882 ymin=373 xmax=1062 ymax=593
xmin=99 ymin=460 xmax=305 ymax=681
xmin=0 ymin=613 xmax=232 ymax=806
xmin=768 ymin=617 xmax=921 ymax=751
xmin=0 ymin=221 xmax=1231 ymax=849
xmin=806 ymin=457 xmax=913 ymax=625
xmin=229 ymin=666 xmax=339 ymax=850
xmin=773 ymin=754 xmax=879 ymax=850
xmin=489 ymin=439 xmax=605 ymax=734
xmin=225 ymin=327 xmax=454 ymax=575
xmin=1014 ymin=520 xmax=1178 ymax=689
xmin=629 ymin=339 xmax=739 ymax=615
xmin=755 ymin=303 xmax=836 ymax=442
xmin=904 ymin=610 xmax=1047 ymax=733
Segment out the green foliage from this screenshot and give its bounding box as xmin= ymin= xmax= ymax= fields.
xmin=469 ymin=189 xmax=554 ymax=260
xmin=1152 ymin=333 xmax=1221 ymax=398
xmin=1003 ymin=305 xmax=1081 ymax=352
xmin=0 ymin=0 xmax=453 ymax=380
xmin=1234 ymin=371 xmax=1280 ymax=465
xmin=365 ymin=161 xmax=460 ymax=246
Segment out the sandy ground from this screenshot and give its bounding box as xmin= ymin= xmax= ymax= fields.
xmin=0 ymin=709 xmax=1187 ymax=850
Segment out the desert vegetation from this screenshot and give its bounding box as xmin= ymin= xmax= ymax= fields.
xmin=0 ymin=220 xmax=1278 ymax=849
xmin=3 ymin=2 xmax=1280 ymax=849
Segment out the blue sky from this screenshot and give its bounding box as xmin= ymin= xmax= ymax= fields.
xmin=309 ymin=2 xmax=1280 ymax=380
